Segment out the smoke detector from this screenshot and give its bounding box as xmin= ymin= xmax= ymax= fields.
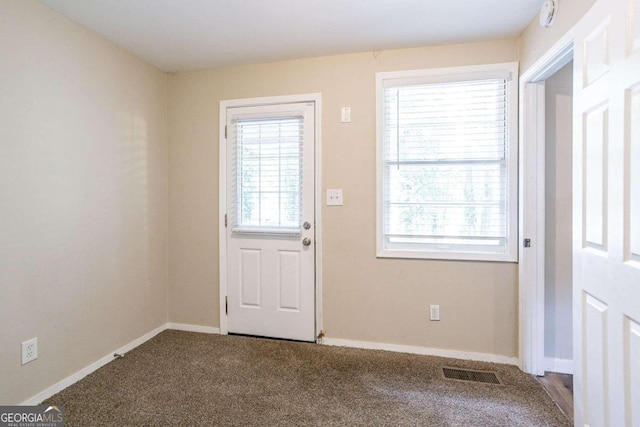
xmin=539 ymin=0 xmax=557 ymax=28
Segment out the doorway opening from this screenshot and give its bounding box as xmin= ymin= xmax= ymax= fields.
xmin=518 ymin=37 xmax=574 ymax=421
xmin=539 ymin=60 xmax=574 ymax=422
xmin=542 ymin=60 xmax=574 ymax=377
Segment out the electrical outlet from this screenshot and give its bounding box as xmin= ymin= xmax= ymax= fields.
xmin=326 ymin=189 xmax=343 ymax=206
xmin=430 ymin=305 xmax=440 ymax=321
xmin=340 ymin=107 xmax=351 ymax=123
xmin=22 ymin=337 xmax=38 ymax=365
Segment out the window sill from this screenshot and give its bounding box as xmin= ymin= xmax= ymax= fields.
xmin=376 ymin=248 xmax=517 ymax=263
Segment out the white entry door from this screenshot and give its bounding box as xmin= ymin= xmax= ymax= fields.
xmin=573 ymin=0 xmax=640 ymax=425
xmin=225 ymin=101 xmax=315 ymax=342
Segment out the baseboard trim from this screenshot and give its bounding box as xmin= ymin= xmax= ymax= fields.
xmin=167 ymin=323 xmax=220 ymax=334
xmin=544 ymin=357 xmax=573 ymax=374
xmin=322 ymin=338 xmax=519 ymax=366
xmin=20 ymin=326 xmax=516 ymax=405
xmin=21 ymin=324 xmax=168 ymax=405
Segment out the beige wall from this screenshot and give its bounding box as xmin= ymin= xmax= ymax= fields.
xmin=0 ymin=0 xmax=597 ymax=405
xmin=0 ymin=1 xmax=168 ymax=404
xmin=168 ymin=40 xmax=519 ymax=357
xmin=519 ymin=0 xmax=596 ymax=73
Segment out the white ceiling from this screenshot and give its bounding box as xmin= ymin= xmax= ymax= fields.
xmin=39 ymin=0 xmax=544 ymax=72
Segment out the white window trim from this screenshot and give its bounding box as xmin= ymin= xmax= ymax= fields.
xmin=375 ymin=62 xmax=519 ymax=262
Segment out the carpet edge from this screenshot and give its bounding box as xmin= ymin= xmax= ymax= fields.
xmin=322 ymin=337 xmax=519 ymax=366
xmin=20 ymin=324 xmax=168 ymax=405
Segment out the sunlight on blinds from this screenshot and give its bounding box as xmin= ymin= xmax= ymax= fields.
xmin=232 ymin=116 xmax=303 ymax=232
xmin=383 ymin=78 xmax=508 ymax=252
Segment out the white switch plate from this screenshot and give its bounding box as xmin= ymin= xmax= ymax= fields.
xmin=340 ymin=107 xmax=351 ymax=123
xmin=326 ymin=189 xmax=343 ymax=206
xmin=430 ymin=305 xmax=440 ymax=321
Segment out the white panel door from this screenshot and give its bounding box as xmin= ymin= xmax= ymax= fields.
xmin=225 ymin=102 xmax=315 ymax=342
xmin=573 ymin=0 xmax=640 ymax=425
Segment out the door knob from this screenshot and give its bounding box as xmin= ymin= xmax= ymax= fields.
xmin=302 ymin=237 xmax=312 ymax=246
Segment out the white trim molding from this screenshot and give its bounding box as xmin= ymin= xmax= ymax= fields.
xmin=21 ymin=325 xmax=524 ymax=405
xmin=544 ymin=357 xmax=574 ymax=375
xmin=20 ymin=324 xmax=167 ymax=405
xmin=376 ymin=62 xmax=519 ymax=262
xmin=20 ymin=323 xmax=222 ymax=405
xmin=218 ymin=93 xmax=323 ymax=339
xmin=518 ymin=32 xmax=574 ymax=376
xmin=322 ymin=337 xmax=519 ymax=366
xmin=167 ymin=323 xmax=220 ymax=334
xmin=518 ymin=81 xmax=547 ymax=377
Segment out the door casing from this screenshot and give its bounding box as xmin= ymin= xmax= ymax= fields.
xmin=519 ymin=34 xmax=574 ymax=376
xmin=219 ymin=93 xmax=323 ymax=339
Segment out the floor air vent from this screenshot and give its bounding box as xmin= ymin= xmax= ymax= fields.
xmin=442 ymin=367 xmax=502 ymax=385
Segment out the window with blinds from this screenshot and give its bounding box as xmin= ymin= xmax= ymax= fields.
xmin=231 ymin=116 xmax=303 ymax=233
xmin=376 ymin=64 xmax=518 ymax=261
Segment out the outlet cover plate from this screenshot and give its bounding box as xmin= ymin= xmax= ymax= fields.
xmin=22 ymin=337 xmax=38 ymax=365
xmin=326 ymin=189 xmax=343 ymax=206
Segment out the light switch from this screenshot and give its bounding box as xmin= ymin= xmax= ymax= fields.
xmin=340 ymin=107 xmax=351 ymax=123
xmin=326 ymin=189 xmax=343 ymax=206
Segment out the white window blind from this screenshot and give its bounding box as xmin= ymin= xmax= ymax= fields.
xmin=377 ymin=64 xmax=517 ymax=261
xmin=231 ymin=116 xmax=303 ymax=233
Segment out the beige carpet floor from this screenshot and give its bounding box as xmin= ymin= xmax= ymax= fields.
xmin=44 ymin=330 xmax=571 ymax=426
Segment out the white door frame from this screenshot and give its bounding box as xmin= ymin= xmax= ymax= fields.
xmin=518 ymin=35 xmax=574 ymax=375
xmin=218 ymin=93 xmax=323 ymax=340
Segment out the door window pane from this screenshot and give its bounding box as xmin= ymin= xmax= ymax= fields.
xmin=232 ymin=116 xmax=303 ymax=231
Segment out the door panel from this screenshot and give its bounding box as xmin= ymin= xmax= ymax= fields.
xmin=226 ymin=102 xmax=315 ymax=342
xmin=573 ymin=0 xmax=640 ymax=425
xmin=583 ymin=104 xmax=608 ymax=249
xmin=627 ymin=86 xmax=640 ymax=261
xmin=278 ymin=250 xmax=301 ymax=311
xmin=584 ymin=22 xmax=610 ymax=86
xmin=630 ymin=0 xmax=640 ymax=53
xmin=625 ymin=317 xmax=640 ymax=426
xmin=583 ymin=293 xmax=609 ymax=427
xmin=240 ymin=249 xmax=261 ymax=307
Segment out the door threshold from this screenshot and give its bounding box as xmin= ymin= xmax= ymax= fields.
xmin=228 ymin=333 xmax=316 ymax=344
